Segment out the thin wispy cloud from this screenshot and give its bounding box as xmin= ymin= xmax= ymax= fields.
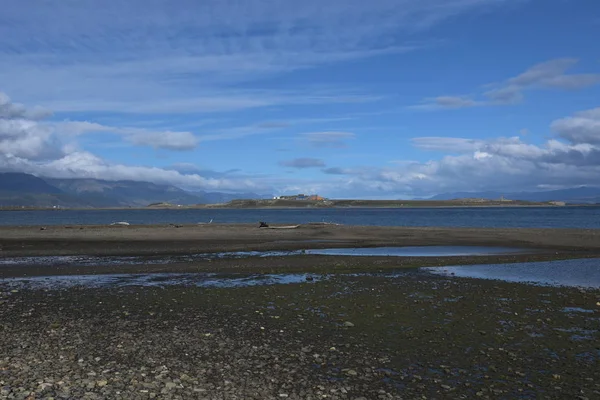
xmin=411 ymin=137 xmax=484 ymax=153
xmin=409 ymin=96 xmax=482 ymax=111
xmin=0 ymin=0 xmax=515 ymax=114
xmin=52 ymin=120 xmax=199 ymax=151
xmin=412 ymin=58 xmax=600 ymax=110
xmin=322 ymin=167 xmax=356 ymax=175
xmin=302 ymin=131 xmax=356 ymax=148
xmin=3 ymin=0 xmax=599 ymax=200
xmin=279 ymin=158 xmax=326 ymax=169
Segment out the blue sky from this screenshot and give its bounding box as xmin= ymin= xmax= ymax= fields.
xmin=1 ymin=0 xmax=599 ymax=198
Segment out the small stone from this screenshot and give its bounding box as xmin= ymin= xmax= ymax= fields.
xmin=97 ymin=380 xmax=108 ymax=387
xmin=346 ymin=369 xmax=358 ymax=376
xmin=343 ymin=321 xmax=355 ymax=327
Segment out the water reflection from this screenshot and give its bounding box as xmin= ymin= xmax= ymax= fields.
xmin=305 ymin=246 xmax=531 ymax=257
xmin=422 ymin=258 xmax=600 ymax=288
xmin=0 ymin=273 xmax=321 ymax=290
xmin=0 ymin=246 xmax=534 ymax=267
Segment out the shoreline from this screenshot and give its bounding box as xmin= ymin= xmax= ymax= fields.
xmin=2 ymin=203 xmax=593 ymax=212
xmin=1 ymin=224 xmax=600 ymax=277
xmin=2 ymin=224 xmax=599 ymax=398
xmin=1 ymin=224 xmax=600 ymax=253
xmin=2 ymin=272 xmax=599 ymax=399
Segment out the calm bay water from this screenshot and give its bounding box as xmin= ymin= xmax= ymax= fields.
xmin=423 ymin=258 xmax=600 ymax=288
xmin=1 ymin=206 xmax=600 ymax=228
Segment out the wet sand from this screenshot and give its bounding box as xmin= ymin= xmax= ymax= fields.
xmin=1 ymin=223 xmax=600 ymax=257
xmin=1 ymin=224 xmax=600 ymax=278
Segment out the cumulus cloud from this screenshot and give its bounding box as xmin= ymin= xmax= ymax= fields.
xmin=0 ymin=92 xmax=268 ymax=191
xmin=302 ymin=131 xmax=356 ymax=148
xmin=0 ymin=93 xmax=65 ymax=161
xmin=414 ymin=59 xmax=600 ymax=110
xmin=299 ymin=109 xmax=600 ymax=198
xmin=279 ymin=158 xmax=326 ymax=169
xmin=551 ymin=107 xmax=600 ymax=144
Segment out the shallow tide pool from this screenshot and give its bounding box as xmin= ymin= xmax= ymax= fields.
xmin=0 ymin=273 xmax=322 ymax=290
xmin=422 ymin=258 xmax=600 ymax=289
xmin=0 ymin=246 xmax=534 ymax=267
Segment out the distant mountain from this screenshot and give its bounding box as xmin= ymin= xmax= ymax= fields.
xmin=0 ymin=172 xmax=63 ymax=194
xmin=431 ymin=186 xmax=600 ymax=204
xmin=47 ymin=178 xmax=204 ymax=207
xmin=190 ymin=190 xmax=272 ymax=204
xmin=0 ymin=172 xmax=269 ymax=208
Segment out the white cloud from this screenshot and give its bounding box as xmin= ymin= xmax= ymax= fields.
xmin=0 ymin=0 xmax=516 ymax=113
xmin=0 ymin=91 xmax=269 ymax=191
xmin=551 ymin=107 xmax=600 ymax=144
xmin=0 ymin=93 xmax=65 ymax=161
xmin=2 ymin=151 xmax=267 ymax=191
xmin=0 ymin=92 xmax=51 ymax=120
xmin=316 ymin=109 xmax=600 ymax=197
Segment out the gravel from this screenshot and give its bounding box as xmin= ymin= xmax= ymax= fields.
xmin=1 ymin=272 xmax=599 ymax=399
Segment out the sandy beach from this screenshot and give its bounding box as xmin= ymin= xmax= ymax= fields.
xmin=2 ymin=223 xmax=600 ymax=257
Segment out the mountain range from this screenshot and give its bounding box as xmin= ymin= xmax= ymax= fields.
xmin=0 ymin=172 xmax=270 ymax=207
xmin=430 ymin=187 xmax=600 ymax=204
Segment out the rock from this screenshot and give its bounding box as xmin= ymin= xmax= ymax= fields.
xmin=97 ymin=380 xmax=108 ymax=387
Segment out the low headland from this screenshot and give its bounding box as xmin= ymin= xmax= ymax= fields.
xmin=150 ymin=198 xmax=567 ymax=209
